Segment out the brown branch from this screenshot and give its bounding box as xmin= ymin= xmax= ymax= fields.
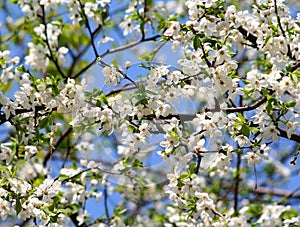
xmin=99 ymin=34 xmax=160 ymax=59
xmin=71 ymin=34 xmax=160 ymax=79
xmin=199 ymin=38 xmax=211 ymax=67
xmin=234 ymin=153 xmax=241 ymax=214
xmin=0 ymin=105 xmax=47 ymax=125
xmin=291 ymin=61 xmax=300 ymax=72
xmin=281 ymin=184 xmax=300 ymax=201
xmin=206 ymin=95 xmax=268 ymax=113
xmin=68 ymin=25 xmax=102 ymax=77
xmin=78 ymin=0 xmax=99 ymax=58
xmin=238 ymin=26 xmax=258 ymax=48
xmin=103 ymin=186 xmax=110 ymax=222
xmin=39 ymin=5 xmax=66 ymax=78
xmin=254 ymin=186 xmax=300 ymax=199
xmin=71 ymin=58 xmax=98 ymax=79
xmin=277 ymin=127 xmax=300 ymax=143
xmin=273 ymin=0 xmax=293 ymax=59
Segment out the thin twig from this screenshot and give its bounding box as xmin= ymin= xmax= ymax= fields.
xmin=71 ymin=35 xmax=160 ymax=79
xmin=234 ymin=153 xmax=241 ymax=214
xmin=273 ymin=0 xmax=292 ymax=59
xmin=39 ymin=5 xmax=66 ymax=78
xmin=78 ymin=0 xmax=99 ymax=57
xmin=104 ymin=186 xmax=110 ymax=225
xmin=99 ymin=35 xmax=160 ymax=59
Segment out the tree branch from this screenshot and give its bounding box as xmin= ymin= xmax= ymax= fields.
xmin=78 ymin=0 xmax=99 ymax=58
xmin=99 ymin=35 xmax=160 ymax=59
xmin=39 ymin=5 xmax=66 ymax=78
xmin=273 ymin=0 xmax=293 ymax=59
xmin=254 ymin=186 xmax=300 ymax=199
xmin=234 ymin=153 xmax=241 ymax=214
xmin=71 ymin=35 xmax=160 ymax=79
xmin=238 ymin=26 xmax=258 ymax=48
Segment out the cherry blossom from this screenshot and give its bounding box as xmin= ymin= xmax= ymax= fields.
xmin=0 ymin=0 xmax=299 ymax=226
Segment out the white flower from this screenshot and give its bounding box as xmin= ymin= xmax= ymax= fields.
xmin=182 ymin=85 xmax=195 ymax=99
xmin=0 ymin=143 xmax=13 ymax=163
xmin=40 ymin=0 xmax=60 ymax=11
xmin=258 ymin=144 xmax=271 ymax=160
xmin=119 ymin=17 xmax=135 ymax=36
xmin=21 ymin=196 xmax=45 ymax=220
xmin=234 ymin=135 xmax=250 ymax=147
xmin=68 ymin=4 xmax=82 ymax=25
xmin=35 ymin=178 xmax=61 ymax=202
xmin=261 ymin=125 xmax=279 ymax=142
xmin=242 ymin=151 xmax=261 ymax=166
xmin=123 ymin=133 xmax=146 ymax=151
xmin=98 ymin=36 xmax=114 ymax=45
xmin=193 ymin=138 xmax=205 ymax=153
xmin=257 ymin=204 xmax=287 ymax=227
xmin=185 ymin=0 xmax=204 ymax=21
xmin=97 ymin=0 xmax=110 ymax=7
xmin=84 ymin=2 xmax=98 ymax=18
xmin=33 ymin=24 xmax=46 ymax=40
xmin=0 ymin=198 xmax=11 ymax=220
xmin=24 ymin=145 xmax=38 ymax=160
xmin=156 ymin=65 xmax=170 ymax=76
xmin=155 ymin=101 xmax=171 ymax=117
xmin=164 ymin=21 xmax=181 ymax=39
xmin=166 ymin=70 xmax=183 ymax=85
xmin=139 ymin=122 xmax=151 ymax=136
xmin=25 ymin=42 xmax=49 ymax=72
xmin=210 ymin=46 xmax=231 ymax=65
xmin=283 ymin=216 xmax=300 ymax=226
xmin=197 ymin=17 xmax=216 ymax=36
xmin=212 ymin=112 xmax=228 ymax=128
xmin=160 ymin=133 xmax=180 ymax=153
xmin=195 ymin=192 xmax=215 ymax=223
xmin=9 ymin=179 xmax=32 ymax=195
xmin=213 ymin=152 xmax=232 ymax=171
xmin=102 ymin=66 xmax=122 ymax=86
xmin=56 ymin=46 xmax=69 ymax=63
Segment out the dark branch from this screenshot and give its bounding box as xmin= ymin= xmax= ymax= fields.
xmin=39 ymin=5 xmax=66 ymax=78
xmin=78 ymin=0 xmax=99 ymax=58
xmin=238 ymin=26 xmax=258 ymax=48
xmin=234 ymin=153 xmax=241 ymax=214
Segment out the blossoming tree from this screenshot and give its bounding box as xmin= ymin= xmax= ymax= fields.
xmin=0 ymin=0 xmax=300 ymax=226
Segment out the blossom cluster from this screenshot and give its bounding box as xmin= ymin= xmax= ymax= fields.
xmin=0 ymin=0 xmax=299 ymax=226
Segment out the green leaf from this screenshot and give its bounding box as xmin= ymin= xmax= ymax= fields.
xmin=241 ymin=124 xmax=250 ymax=137
xmin=266 ymin=101 xmax=272 ymax=113
xmin=123 ymin=157 xmax=129 ymax=167
xmin=132 ymin=159 xmax=143 ymax=168
xmin=193 ymin=35 xmax=201 ymax=50
xmin=264 ymin=163 xmax=276 ymax=177
xmin=145 ymin=89 xmax=157 ymax=95
xmin=17 ymin=65 xmax=27 ymax=72
xmin=286 ymin=64 xmax=292 ymax=72
xmin=286 ymin=101 xmax=296 ymax=108
xmin=39 ymin=116 xmax=52 ymax=129
xmin=15 ymin=197 xmax=22 ymax=215
xmin=237 ymin=112 xmax=245 ymax=122
xmin=50 ymin=214 xmax=58 ymax=223
xmin=188 ymin=162 xmax=196 ymax=174
xmin=154 ymin=13 xmax=165 ymax=20
xmin=111 ymin=58 xmax=119 ymax=68
xmin=135 ymin=98 xmax=149 ymax=106
xmin=290 ymin=72 xmax=299 ymax=83
xmin=246 ymin=204 xmax=263 ymax=218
